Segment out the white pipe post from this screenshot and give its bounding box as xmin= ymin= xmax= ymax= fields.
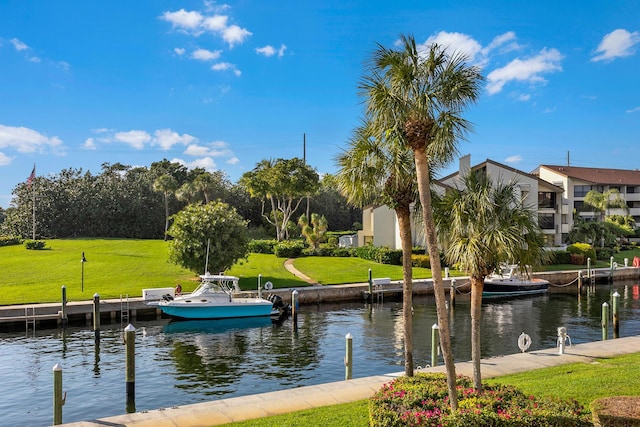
xmin=53 ymin=363 xmax=65 ymax=425
xmin=602 ymin=302 xmax=609 ymax=341
xmin=431 ymin=324 xmax=439 ymax=367
xmin=344 ymin=333 xmax=353 ymax=380
xmin=612 ymin=291 xmax=620 ymax=338
xmin=258 ymin=274 xmax=262 ymax=299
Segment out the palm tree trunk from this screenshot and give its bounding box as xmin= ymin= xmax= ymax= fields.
xmin=470 ymin=275 xmax=483 ymax=391
xmin=413 ymin=147 xmax=458 ymax=410
xmin=396 ymin=205 xmax=414 ymax=376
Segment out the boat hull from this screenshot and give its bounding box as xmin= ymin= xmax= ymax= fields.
xmin=483 ymin=280 xmax=549 ymax=297
xmin=159 ymin=300 xmax=274 ymax=320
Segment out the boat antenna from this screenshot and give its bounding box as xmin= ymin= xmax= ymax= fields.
xmin=205 ymin=238 xmax=210 ymax=275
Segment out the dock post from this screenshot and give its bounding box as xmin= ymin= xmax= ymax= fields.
xmin=124 ymin=324 xmax=136 ymax=413
xmin=601 ymin=302 xmax=609 ymax=340
xmin=431 ymin=324 xmax=439 ymax=367
xmin=612 ymin=291 xmax=620 ymax=338
xmin=368 ymin=269 xmax=372 ymax=301
xmin=344 ymin=333 xmax=353 ymax=380
xmin=449 ymin=279 xmax=456 ymax=308
xmin=610 ymin=256 xmax=615 ymax=283
xmin=258 ymin=274 xmax=262 ymax=299
xmin=53 ymin=363 xmax=65 ymax=425
xmin=577 ymin=270 xmax=582 ymax=294
xmin=291 ymin=289 xmax=299 ymax=324
xmin=92 ymin=293 xmax=100 ymax=336
xmin=61 ymin=286 xmax=68 ymax=327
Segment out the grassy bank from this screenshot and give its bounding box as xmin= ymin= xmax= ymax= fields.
xmin=221 ymin=352 xmax=640 ymax=426
xmin=2 ymin=238 xmax=640 ymax=305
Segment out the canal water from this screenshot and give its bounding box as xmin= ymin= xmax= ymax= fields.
xmin=2 ymin=282 xmax=640 ymax=426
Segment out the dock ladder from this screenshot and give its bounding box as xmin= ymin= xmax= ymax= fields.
xmin=120 ymin=294 xmax=130 ymax=328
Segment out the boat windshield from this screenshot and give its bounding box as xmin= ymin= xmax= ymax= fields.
xmin=191 ymin=275 xmax=240 ymax=296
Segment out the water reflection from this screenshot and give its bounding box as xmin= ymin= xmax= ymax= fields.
xmin=1 ymin=283 xmax=639 ymax=426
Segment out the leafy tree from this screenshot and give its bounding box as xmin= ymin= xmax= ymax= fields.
xmin=308 ymin=174 xmax=362 ymax=231
xmin=583 ymin=189 xmax=628 ymax=221
xmin=434 ymin=170 xmax=547 ymax=390
xmin=360 ymin=34 xmax=483 ymax=408
xmin=336 ymin=121 xmax=419 ymax=377
xmin=240 ymin=158 xmax=319 ymax=241
xmin=153 ymin=174 xmax=178 ymax=240
xmin=168 ymin=201 xmax=250 ymax=275
xmin=298 ymin=213 xmax=328 ymax=249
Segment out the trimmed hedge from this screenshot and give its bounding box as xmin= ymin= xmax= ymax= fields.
xmin=274 ymin=240 xmax=305 ymax=258
xmin=247 ymin=239 xmax=278 ymax=254
xmin=369 ymin=373 xmax=591 ymax=426
xmin=567 ymin=243 xmax=597 ymax=262
xmin=0 ymin=236 xmax=22 ymax=247
xmin=355 ymin=245 xmax=403 ymax=265
xmin=24 ymin=240 xmax=47 ymax=250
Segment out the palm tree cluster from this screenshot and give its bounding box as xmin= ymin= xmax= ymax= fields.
xmin=337 ymin=33 xmax=548 ymax=408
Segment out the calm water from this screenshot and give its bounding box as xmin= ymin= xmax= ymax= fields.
xmin=2 ymin=282 xmax=640 ymax=426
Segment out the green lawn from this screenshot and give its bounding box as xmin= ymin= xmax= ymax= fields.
xmin=221 ymin=352 xmax=640 ymax=426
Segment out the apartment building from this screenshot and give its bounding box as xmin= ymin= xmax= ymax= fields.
xmin=537 ymin=165 xmax=640 ymax=241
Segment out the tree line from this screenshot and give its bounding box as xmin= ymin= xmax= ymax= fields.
xmin=0 ymin=158 xmax=360 ymax=240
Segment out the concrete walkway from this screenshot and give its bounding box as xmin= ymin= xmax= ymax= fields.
xmin=60 ymin=335 xmax=640 ymax=427
xmin=283 ymin=258 xmax=318 ymax=284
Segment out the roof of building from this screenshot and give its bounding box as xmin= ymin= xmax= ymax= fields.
xmin=439 ymin=158 xmax=564 ymax=192
xmin=540 ymin=165 xmax=640 ymax=185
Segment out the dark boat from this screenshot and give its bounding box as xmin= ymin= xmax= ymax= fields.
xmin=483 ymin=264 xmax=549 ymax=297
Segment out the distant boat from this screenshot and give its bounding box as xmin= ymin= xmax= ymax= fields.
xmin=483 ymin=264 xmax=549 ymax=297
xmin=156 ymin=274 xmax=279 ymax=320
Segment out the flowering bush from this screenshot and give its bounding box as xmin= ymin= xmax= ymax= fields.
xmin=369 ymin=373 xmax=591 ymax=426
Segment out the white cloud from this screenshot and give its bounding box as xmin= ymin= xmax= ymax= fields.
xmin=161 ymin=8 xmax=251 ymax=48
xmin=256 ymin=44 xmax=287 ymax=58
xmin=171 ymin=156 xmax=217 ymax=171
xmin=161 ymin=9 xmax=203 ymax=33
xmin=226 ymin=157 xmax=239 ymax=165
xmin=423 ymin=31 xmax=484 ymax=63
xmin=83 ymin=138 xmax=97 ymax=150
xmin=626 ymin=106 xmax=640 ymax=113
xmin=191 ymin=48 xmax=222 ymax=61
xmin=0 ymin=152 xmax=14 ymax=165
xmin=0 ymin=124 xmax=64 ymax=153
xmin=256 ymin=45 xmax=276 ymax=57
xmin=504 ymin=155 xmax=522 ymax=164
xmin=222 ymin=25 xmax=252 ymax=48
xmin=185 ymin=141 xmax=232 ymax=157
xmin=153 ymin=129 xmax=196 ymax=150
xmin=486 ymin=48 xmax=563 ymax=95
xmin=114 ymin=130 xmax=151 ymax=149
xmin=202 ymin=15 xmax=228 ymax=32
xmin=174 ymin=47 xmax=186 ymax=56
xmin=516 ymin=94 xmax=531 ymax=102
xmin=10 ymin=38 xmax=28 ymax=51
xmin=592 ymin=29 xmax=640 ymax=62
xmin=212 ymin=62 xmax=241 ymax=76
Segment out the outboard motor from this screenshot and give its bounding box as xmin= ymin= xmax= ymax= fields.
xmin=268 ymin=294 xmax=285 ymax=309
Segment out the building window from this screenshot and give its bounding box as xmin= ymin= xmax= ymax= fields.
xmin=610 ymin=185 xmax=621 ymax=192
xmin=574 ymin=201 xmax=585 ymax=211
xmin=628 ymin=186 xmax=638 ymax=194
xmin=629 ymin=201 xmax=640 ymax=209
xmin=538 ymin=192 xmax=556 ymax=209
xmin=538 ymin=213 xmax=555 ymax=230
xmin=574 ymin=185 xmax=591 ymax=197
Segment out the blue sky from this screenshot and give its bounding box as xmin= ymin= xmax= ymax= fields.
xmin=1 ymin=1 xmax=639 ymax=208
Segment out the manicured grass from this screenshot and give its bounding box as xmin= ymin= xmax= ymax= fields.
xmin=220 ymin=352 xmax=640 ymax=426
xmin=0 ymin=238 xmax=195 ymax=304
xmin=486 ymin=352 xmax=640 ymax=408
xmin=228 ymin=253 xmax=310 ymax=289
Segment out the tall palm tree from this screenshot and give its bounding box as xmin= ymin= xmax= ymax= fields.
xmin=360 ymin=34 xmax=483 ymax=408
xmin=336 ymin=122 xmax=420 ymax=377
xmin=434 ymin=170 xmax=548 ymax=391
xmin=584 ymin=189 xmax=628 ymax=222
xmin=153 ymin=174 xmax=178 ymax=240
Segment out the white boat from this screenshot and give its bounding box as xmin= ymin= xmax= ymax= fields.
xmin=483 ymin=264 xmax=549 ymax=297
xmin=156 ymin=274 xmax=278 ymax=320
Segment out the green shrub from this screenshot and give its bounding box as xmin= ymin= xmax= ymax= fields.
xmin=411 ymin=254 xmax=430 ymax=268
xmin=248 ymin=239 xmax=278 ymax=254
xmin=327 ymin=236 xmax=338 ymax=247
xmin=595 ymin=247 xmax=616 ymax=260
xmin=24 ymin=240 xmax=47 ymax=250
xmin=0 ymin=236 xmax=22 ymax=247
xmin=369 ymin=373 xmax=591 ymax=426
xmin=549 ymin=250 xmax=571 ymax=264
xmin=274 ymin=240 xmax=305 ymax=258
xmin=567 ymin=243 xmax=597 ymax=262
xmin=332 ymin=247 xmax=355 ymax=257
xmin=355 ymin=245 xmax=403 ymax=265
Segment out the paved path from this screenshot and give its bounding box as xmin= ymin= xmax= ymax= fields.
xmin=60 ymin=335 xmax=640 ymax=427
xmin=283 ymin=258 xmax=318 ymax=284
